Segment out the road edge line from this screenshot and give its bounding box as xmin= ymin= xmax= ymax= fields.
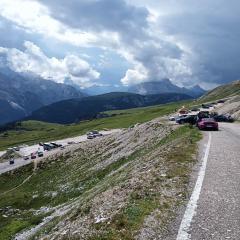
xmin=176 ymin=132 xmax=212 ymax=240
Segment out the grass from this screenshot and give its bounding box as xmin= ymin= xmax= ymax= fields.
xmin=0 ymin=100 xmax=192 ymax=150
xmin=0 ymin=124 xmax=201 ymax=239
xmin=0 ymin=219 xmax=30 ymax=240
xmin=199 ymin=80 xmax=240 ymax=102
xmin=87 ymin=126 xmax=202 ymax=240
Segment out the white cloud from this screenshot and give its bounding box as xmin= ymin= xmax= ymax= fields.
xmin=0 ymin=41 xmax=100 ymax=87
xmin=40 ymin=0 xmax=196 ymax=87
xmin=0 ymin=0 xmax=190 ymax=87
xmin=1 ymin=0 xmax=240 ymax=89
xmin=121 ymin=64 xmax=148 ymax=85
xmin=0 ymin=0 xmax=99 ymax=47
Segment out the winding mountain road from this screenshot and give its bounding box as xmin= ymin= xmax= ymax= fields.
xmin=177 ymin=122 xmax=240 ymax=240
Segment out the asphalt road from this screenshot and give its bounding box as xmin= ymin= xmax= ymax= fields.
xmin=177 ymin=122 xmax=240 ymax=240
xmin=0 ymin=129 xmax=120 ymax=175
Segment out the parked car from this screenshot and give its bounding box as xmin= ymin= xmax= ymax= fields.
xmin=9 ymin=159 xmax=15 ymax=165
xmin=191 ymin=108 xmax=200 ymax=112
xmin=50 ymin=142 xmax=62 ymax=148
xmin=217 ymin=99 xmax=225 ymax=103
xmin=23 ymin=155 xmax=29 ymax=160
xmin=43 ymin=143 xmax=53 ymax=151
xmin=197 ymin=111 xmax=210 ymax=120
xmin=169 ymin=116 xmax=176 ymax=121
xmin=31 ymin=153 xmax=37 ymax=159
xmin=60 ymin=146 xmax=65 ymax=150
xmin=214 ymin=115 xmax=234 ymax=122
xmin=176 ymin=115 xmax=197 ymax=125
xmin=202 ymin=104 xmax=210 ymax=109
xmin=87 ymin=130 xmax=103 ymax=137
xmin=87 ymin=134 xmax=96 ymax=139
xmin=13 ymin=146 xmax=20 ymax=151
xmin=37 ymin=151 xmax=44 ymax=157
xmin=197 ymin=118 xmax=218 ymax=130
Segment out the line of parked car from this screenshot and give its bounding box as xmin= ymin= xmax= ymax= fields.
xmin=8 ymin=142 xmax=64 ymax=165
xmin=7 ymin=131 xmax=103 ymax=165
xmin=169 ymin=99 xmax=233 ymax=131
xmin=9 ymin=149 xmax=44 ymax=165
xmin=39 ymin=142 xmax=64 ymax=151
xmin=173 ymin=111 xmax=234 ymax=131
xmin=175 ymin=112 xmax=234 ymax=124
xmin=9 ymin=130 xmax=103 ymax=165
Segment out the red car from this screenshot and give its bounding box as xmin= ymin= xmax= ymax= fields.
xmin=197 ymin=118 xmax=218 ymax=130
xmin=31 ymin=153 xmax=37 ymax=159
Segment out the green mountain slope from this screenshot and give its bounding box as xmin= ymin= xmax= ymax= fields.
xmin=199 ymin=80 xmax=240 ymax=102
xmin=27 ymin=92 xmax=192 ymax=124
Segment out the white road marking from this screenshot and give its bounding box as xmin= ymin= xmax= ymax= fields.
xmin=176 ymin=132 xmax=212 ymax=240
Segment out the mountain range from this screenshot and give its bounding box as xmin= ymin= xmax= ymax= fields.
xmin=0 ymin=68 xmax=85 ymax=125
xmin=0 ymin=69 xmax=206 ymax=125
xmin=128 ymin=79 xmax=206 ymax=97
xmin=27 ymin=92 xmax=192 ymax=124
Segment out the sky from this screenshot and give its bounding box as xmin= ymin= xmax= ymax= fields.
xmin=0 ymin=0 xmax=239 ymax=91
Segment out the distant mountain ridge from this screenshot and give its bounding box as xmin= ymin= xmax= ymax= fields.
xmin=27 ymin=92 xmax=192 ymax=124
xmin=128 ymin=79 xmax=206 ymax=97
xmin=0 ymin=68 xmax=85 ymax=125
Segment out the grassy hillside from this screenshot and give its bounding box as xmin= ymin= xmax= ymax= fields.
xmin=199 ymin=80 xmax=240 ymax=102
xmin=0 ymin=101 xmax=191 ymax=150
xmin=0 ymin=122 xmax=201 ymax=239
xmin=28 ymin=92 xmax=192 ymax=124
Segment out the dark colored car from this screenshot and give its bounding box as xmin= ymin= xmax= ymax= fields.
xmin=197 ymin=118 xmax=218 ymax=130
xmin=176 ymin=115 xmax=197 ymax=125
xmin=191 ymin=108 xmax=200 ymax=112
xmin=197 ymin=111 xmax=210 ymax=119
xmin=43 ymin=143 xmax=53 ymax=151
xmin=9 ymin=159 xmax=15 ymax=165
xmin=50 ymin=142 xmax=62 ymax=148
xmin=202 ymin=104 xmax=211 ymax=109
xmin=217 ymin=100 xmax=225 ymax=103
xmin=23 ymin=155 xmax=29 ymax=160
xmin=214 ymin=115 xmax=234 ymax=122
xmin=37 ymin=151 xmax=44 ymax=157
